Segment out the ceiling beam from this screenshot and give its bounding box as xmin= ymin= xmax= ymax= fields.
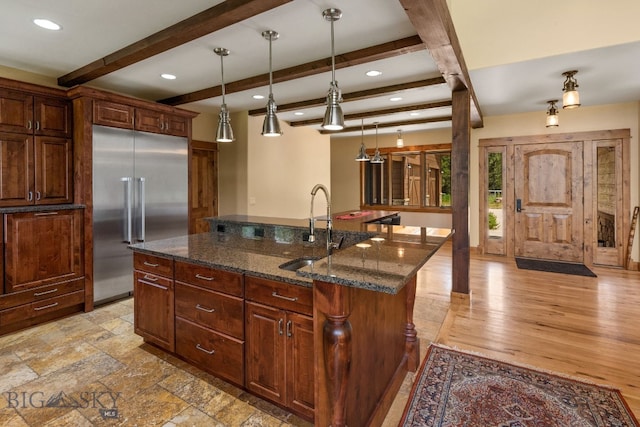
xmin=319 ymin=116 xmax=452 ymax=134
xmin=398 ymin=0 xmax=484 ymax=128
xmin=289 ymin=100 xmax=452 ymax=127
xmin=57 ymin=0 xmax=293 ymax=87
xmin=159 ymin=36 xmax=426 ymax=105
xmin=248 ymin=77 xmax=446 ymax=116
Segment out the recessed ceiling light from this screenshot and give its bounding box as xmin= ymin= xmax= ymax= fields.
xmin=366 ymin=70 xmax=382 ymax=77
xmin=161 ymin=73 xmax=176 ymax=80
xmin=390 ymin=97 xmax=402 ymax=102
xmin=33 ymin=18 xmax=61 ymax=31
xmin=294 ymin=112 xmax=304 ymax=116
xmin=253 ymin=95 xmax=265 ymax=100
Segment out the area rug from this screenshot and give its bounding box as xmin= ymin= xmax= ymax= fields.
xmin=399 ymin=344 xmax=638 ymax=426
xmin=515 ymin=257 xmax=597 ymax=277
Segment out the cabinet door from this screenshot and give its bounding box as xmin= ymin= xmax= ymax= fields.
xmin=286 ymin=312 xmax=315 ymax=419
xmin=34 ymin=136 xmax=72 ymax=204
xmin=34 ymin=96 xmax=72 ymax=137
xmin=0 ymin=90 xmax=33 ymax=134
xmin=4 ymin=209 xmax=84 ymax=292
xmin=135 ymin=108 xmax=164 ymax=134
xmin=0 ymin=133 xmax=33 ymax=206
xmin=93 ymin=100 xmax=134 ymax=129
xmin=134 ymin=270 xmax=175 ymax=352
xmin=245 ymin=301 xmax=285 ymax=404
xmin=165 ymin=113 xmax=188 ymax=137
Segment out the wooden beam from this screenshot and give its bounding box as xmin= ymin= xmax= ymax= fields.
xmin=57 ymin=0 xmax=293 ymax=87
xmin=319 ymin=116 xmax=452 ymax=134
xmin=398 ymin=0 xmax=483 ymax=128
xmin=290 ymin=100 xmax=451 ymax=127
xmin=451 ymin=89 xmax=470 ymax=295
xmin=248 ymin=77 xmax=446 ymax=116
xmin=159 ymin=36 xmax=426 ymax=105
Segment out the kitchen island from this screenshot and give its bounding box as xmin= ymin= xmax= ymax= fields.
xmin=130 ymin=214 xmax=451 ymax=426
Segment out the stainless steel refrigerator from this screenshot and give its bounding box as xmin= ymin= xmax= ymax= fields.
xmin=92 ymin=125 xmax=188 ymax=304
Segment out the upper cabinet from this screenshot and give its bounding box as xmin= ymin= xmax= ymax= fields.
xmin=0 ymin=85 xmax=72 ymax=207
xmin=93 ymin=100 xmax=189 ymax=137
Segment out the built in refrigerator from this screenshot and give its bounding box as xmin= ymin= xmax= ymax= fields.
xmin=92 ymin=125 xmax=188 ymax=304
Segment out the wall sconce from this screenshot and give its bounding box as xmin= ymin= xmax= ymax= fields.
xmin=214 ymin=47 xmax=234 ymax=142
xmin=355 ymin=119 xmax=370 ymax=161
xmin=545 ymin=100 xmax=559 ymax=127
xmin=562 ymin=70 xmax=580 ymax=109
xmin=261 ymin=30 xmax=283 ymax=137
xmin=321 ymin=8 xmax=344 ymax=130
xmin=396 ymin=129 xmax=404 ymax=147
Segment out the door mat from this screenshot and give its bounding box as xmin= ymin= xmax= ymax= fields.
xmin=399 ymin=344 xmax=638 ymax=426
xmin=515 ymin=257 xmax=597 ymax=277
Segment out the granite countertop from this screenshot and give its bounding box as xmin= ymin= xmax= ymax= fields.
xmin=131 ymin=214 xmax=451 ymax=295
xmin=0 ymin=204 xmax=85 ymax=213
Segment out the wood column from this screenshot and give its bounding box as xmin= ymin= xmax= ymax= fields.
xmin=403 ymin=275 xmax=420 ymax=371
xmin=451 ymin=88 xmax=470 ymax=294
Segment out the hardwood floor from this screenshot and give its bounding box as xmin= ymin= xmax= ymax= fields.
xmin=406 ymin=242 xmax=640 ymax=420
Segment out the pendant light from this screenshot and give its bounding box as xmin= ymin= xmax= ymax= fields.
xmin=561 ymin=70 xmax=580 ymax=109
xmin=355 ymin=119 xmax=370 ymax=161
xmin=214 ymin=47 xmax=234 ymax=142
xmin=370 ymin=122 xmax=384 ymax=164
xmin=545 ymin=100 xmax=559 ymax=127
xmin=261 ymin=30 xmax=283 ymax=137
xmin=321 ymin=8 xmax=344 ymax=131
xmin=396 ymin=129 xmax=404 ymax=147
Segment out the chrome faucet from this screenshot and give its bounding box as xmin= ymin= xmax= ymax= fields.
xmin=309 ymin=184 xmax=335 ymax=253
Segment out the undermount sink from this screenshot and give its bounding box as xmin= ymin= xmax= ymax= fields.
xmin=278 ymin=256 xmax=321 ymax=271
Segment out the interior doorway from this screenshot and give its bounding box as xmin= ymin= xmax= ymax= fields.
xmin=479 ymin=129 xmax=630 ymax=268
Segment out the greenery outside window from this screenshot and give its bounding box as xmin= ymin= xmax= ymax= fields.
xmin=360 ymin=144 xmax=452 ymax=212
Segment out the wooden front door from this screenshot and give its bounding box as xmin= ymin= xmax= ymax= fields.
xmin=514 ymin=142 xmax=584 ymax=262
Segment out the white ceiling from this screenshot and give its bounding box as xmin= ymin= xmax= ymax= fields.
xmin=1 ymin=0 xmax=639 ymax=137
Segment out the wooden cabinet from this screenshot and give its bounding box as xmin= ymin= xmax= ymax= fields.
xmin=133 ymin=253 xmax=175 ymax=352
xmin=93 ymin=100 xmax=188 ymax=137
xmin=0 ymin=89 xmax=72 ymax=207
xmin=245 ymin=276 xmax=314 ymax=420
xmin=189 ymin=140 xmax=218 ymax=233
xmin=1 ymin=208 xmax=85 ymax=334
xmin=174 ymin=260 xmax=244 ymax=386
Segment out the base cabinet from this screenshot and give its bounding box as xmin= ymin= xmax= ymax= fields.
xmin=245 ymin=276 xmax=315 ymax=421
xmin=133 ymin=253 xmax=175 ymax=352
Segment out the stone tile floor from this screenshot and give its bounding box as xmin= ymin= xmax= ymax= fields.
xmin=0 ymin=269 xmax=449 ymax=426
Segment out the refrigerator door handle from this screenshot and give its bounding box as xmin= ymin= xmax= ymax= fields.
xmin=121 ymin=177 xmax=133 ymax=243
xmin=137 ymin=177 xmax=146 ymax=242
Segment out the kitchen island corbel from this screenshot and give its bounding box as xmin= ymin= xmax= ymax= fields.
xmin=130 ymin=215 xmax=451 ymax=426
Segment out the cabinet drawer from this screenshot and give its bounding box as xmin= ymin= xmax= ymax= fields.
xmin=245 ymin=276 xmax=313 ymax=316
xmin=176 ymin=282 xmax=243 ymax=339
xmin=0 ymin=278 xmax=84 ymax=310
xmin=134 ymin=253 xmax=173 ymax=277
xmin=176 ymin=317 xmax=244 ymax=386
xmin=175 ymin=261 xmax=243 ymax=297
xmin=0 ymin=290 xmax=84 ymax=326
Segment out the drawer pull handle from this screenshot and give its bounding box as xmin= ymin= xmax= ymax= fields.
xmin=278 ymin=318 xmax=284 ymax=336
xmin=195 ymin=304 xmax=215 ymax=313
xmin=272 ymin=292 xmax=298 ymax=302
xmin=34 ymin=288 xmax=58 ymax=297
xmin=140 ymin=279 xmax=168 ymax=291
xmin=286 ymin=320 xmax=292 ymax=337
xmin=143 ymin=261 xmax=159 ymax=267
xmin=143 ymin=275 xmax=158 ymax=282
xmin=196 ymin=344 xmax=215 ymax=355
xmin=34 ymin=302 xmax=59 ymax=311
xmin=195 ymin=274 xmax=214 ymax=281
xmin=35 ymin=211 xmax=58 ymax=216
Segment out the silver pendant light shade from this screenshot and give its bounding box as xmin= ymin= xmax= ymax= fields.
xmin=261 ymin=30 xmax=283 ymax=137
xmin=355 ymin=119 xmax=370 ymax=161
xmin=214 ymin=47 xmax=234 ymax=143
xmin=370 ymin=122 xmax=384 ymax=164
xmin=321 ymin=8 xmax=344 ymax=131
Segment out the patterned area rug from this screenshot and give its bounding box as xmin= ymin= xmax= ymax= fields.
xmin=400 ymin=344 xmax=638 ymax=426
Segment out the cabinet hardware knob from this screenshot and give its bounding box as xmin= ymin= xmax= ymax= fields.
xmin=27 ymin=120 xmax=32 ymax=130
xmin=34 ymin=288 xmax=58 ymax=297
xmin=272 ymin=292 xmax=298 ymax=302
xmin=27 ymin=191 xmax=33 ymax=201
xmin=34 ymin=302 xmax=59 ymax=311
xmin=196 ymin=344 xmax=215 ymax=355
xmin=286 ymin=320 xmax=292 ymax=337
xmin=195 ymin=304 xmax=215 ymax=313
xmin=35 ymin=121 xmax=40 ymax=131
xmin=278 ymin=318 xmax=284 ymax=335
xmin=195 ymin=274 xmax=215 ymax=281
